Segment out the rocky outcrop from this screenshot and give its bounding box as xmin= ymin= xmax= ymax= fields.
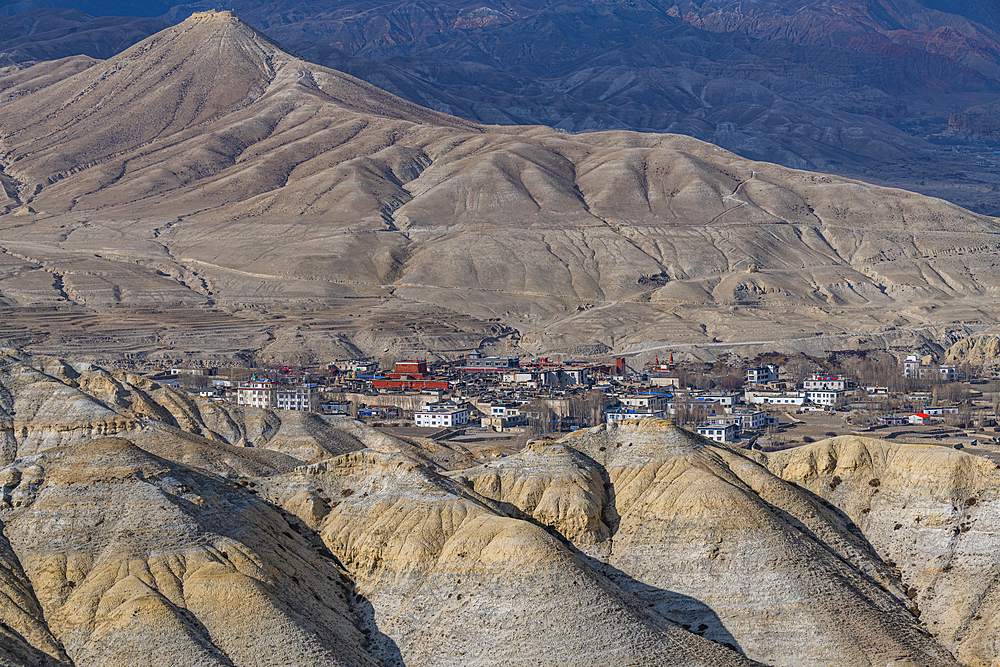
xmin=455 ymin=419 xmax=961 ymax=667
xmin=260 ymin=448 xmax=761 ymax=667
xmin=761 ymin=436 xmax=1000 ymax=667
xmin=450 ymin=441 xmax=610 ymax=545
xmin=0 ymin=437 xmax=381 ymax=666
xmin=945 ymin=333 xmax=1000 ymax=370
xmin=0 ymin=350 xmax=365 ymax=470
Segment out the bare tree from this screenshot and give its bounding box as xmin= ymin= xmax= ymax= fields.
xmin=783 ymin=355 xmax=817 ymax=385
xmin=850 ymin=409 xmax=876 ymax=427
xmin=525 ymin=399 xmax=555 ymax=436
xmin=585 ymin=390 xmax=610 ymax=427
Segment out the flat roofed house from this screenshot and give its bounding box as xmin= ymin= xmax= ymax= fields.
xmin=236 ymin=380 xmax=277 ymax=409
xmin=748 ymin=393 xmax=806 ymax=407
xmin=276 ymin=384 xmax=319 ymax=412
xmin=804 ymin=390 xmax=844 ymax=406
xmin=729 ymin=409 xmax=767 ymax=431
xmin=881 ymin=416 xmax=909 ymax=426
xmin=394 ymin=360 xmax=428 ymax=376
xmin=803 ymin=375 xmax=848 ymax=391
xmin=604 ymin=407 xmax=665 ymax=424
xmin=903 ymin=355 xmax=957 ymax=381
xmin=320 ymin=401 xmax=351 ymax=415
xmin=620 ymin=394 xmax=669 ymax=412
xmin=414 ymin=403 xmax=470 ymax=428
xmin=691 ymin=391 xmax=740 ymax=407
xmin=747 ymin=364 xmax=779 ymax=384
xmin=358 ymin=405 xmax=401 ymax=419
xmin=463 ymin=355 xmax=520 ymax=372
xmin=490 ymin=402 xmax=522 ymax=417
xmin=697 ymin=422 xmax=740 ymax=443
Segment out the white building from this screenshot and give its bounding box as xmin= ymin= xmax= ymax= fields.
xmin=747 ymin=364 xmax=779 ymax=384
xmin=502 ymin=371 xmax=538 ymax=386
xmin=705 ymin=415 xmax=743 ymax=435
xmin=747 ymin=392 xmax=806 ymax=407
xmin=463 ymin=354 xmax=520 ymax=372
xmin=490 ymin=402 xmax=523 ymax=418
xmin=922 ymin=406 xmax=959 ymax=416
xmin=540 ymin=368 xmax=590 ymax=387
xmin=605 ymin=407 xmax=665 ymax=424
xmin=697 ymin=422 xmax=740 ymax=443
xmin=171 ymin=367 xmax=211 ymax=376
xmin=236 ymin=380 xmax=277 ymax=409
xmin=728 ymin=409 xmax=767 ymax=431
xmin=804 ymin=390 xmax=845 ymax=407
xmin=414 ymin=403 xmax=470 ymax=428
xmin=276 ymin=384 xmax=319 ymax=412
xmin=619 ymin=394 xmax=669 ymax=412
xmin=332 ymin=359 xmax=379 ymax=373
xmin=803 ymin=375 xmax=848 ymax=391
xmin=691 ymin=391 xmax=740 ymax=408
xmin=903 ymin=355 xmax=957 ymax=382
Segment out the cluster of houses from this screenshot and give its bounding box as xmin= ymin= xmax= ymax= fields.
xmin=234 ymin=380 xmax=321 ymax=412
xmin=743 ymin=366 xmax=850 ymax=408
xmin=158 ymin=350 xmax=964 ymax=444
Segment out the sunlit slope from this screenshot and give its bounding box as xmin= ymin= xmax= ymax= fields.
xmin=762 ymin=436 xmax=1000 ymax=667
xmin=453 ymin=420 xmax=961 ymax=667
xmin=261 ymin=448 xmax=764 ymax=667
xmin=1 ymin=11 xmax=999 ymax=359
xmin=0 ymin=437 xmax=382 ymax=666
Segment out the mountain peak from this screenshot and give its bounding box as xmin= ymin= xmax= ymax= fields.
xmin=189 ymin=10 xmax=239 ymax=21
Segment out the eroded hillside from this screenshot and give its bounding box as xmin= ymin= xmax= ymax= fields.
xmin=3 ymin=352 xmax=1000 ymax=665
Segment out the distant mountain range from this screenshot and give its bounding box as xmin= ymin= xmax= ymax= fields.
xmin=1 ymin=1 xmax=1000 ymax=213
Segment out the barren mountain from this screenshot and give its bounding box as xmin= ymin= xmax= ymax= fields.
xmin=2 ymin=2 xmax=1000 ymax=213
xmin=1 ymin=11 xmax=1000 ymax=363
xmin=145 ymin=0 xmax=1000 ymax=214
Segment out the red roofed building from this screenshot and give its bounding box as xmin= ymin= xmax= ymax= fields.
xmin=372 ymin=359 xmax=449 ymax=391
xmin=393 ymin=360 xmax=427 ymax=376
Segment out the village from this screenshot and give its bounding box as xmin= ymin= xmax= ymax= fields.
xmin=150 ymin=350 xmax=1000 ymax=458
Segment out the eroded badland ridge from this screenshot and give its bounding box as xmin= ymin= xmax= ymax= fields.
xmin=0 ymin=11 xmax=999 ymax=365
xmin=3 ymin=349 xmax=1000 ymax=665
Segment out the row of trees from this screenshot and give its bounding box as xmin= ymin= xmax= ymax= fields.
xmin=522 ymin=391 xmax=611 ymax=437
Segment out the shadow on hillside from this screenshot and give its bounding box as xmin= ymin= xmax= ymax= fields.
xmin=578 ymin=552 xmax=744 ymax=655
xmin=353 ymin=592 xmax=404 ymax=667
